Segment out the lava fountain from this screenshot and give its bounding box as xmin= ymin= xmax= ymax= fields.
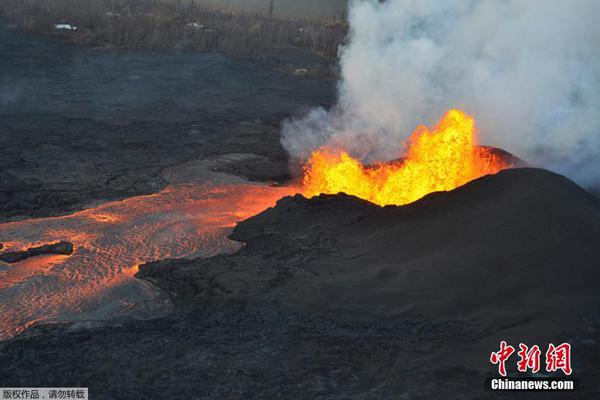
xmin=302 ymin=109 xmax=511 ymax=206
xmin=0 ymin=110 xmax=510 ymax=340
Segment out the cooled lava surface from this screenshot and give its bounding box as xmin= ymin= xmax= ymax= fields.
xmin=2 ymin=167 xmax=599 ymax=399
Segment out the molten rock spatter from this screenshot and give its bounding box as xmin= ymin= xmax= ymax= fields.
xmin=302 ymin=109 xmax=510 ymax=206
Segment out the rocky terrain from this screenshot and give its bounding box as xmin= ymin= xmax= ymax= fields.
xmin=0 ymin=21 xmax=335 ymax=222
xmin=2 ymin=168 xmax=599 ymax=399
xmin=2 ymin=18 xmax=600 ymax=400
xmin=0 ymin=19 xmax=333 ymax=342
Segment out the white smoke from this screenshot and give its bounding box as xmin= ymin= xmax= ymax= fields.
xmin=281 ymin=0 xmax=600 ymax=185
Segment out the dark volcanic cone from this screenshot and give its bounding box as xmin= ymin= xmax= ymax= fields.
xmin=3 ymin=167 xmax=600 ymax=399
xmin=243 ymin=167 xmax=599 ymax=389
xmin=229 ymin=167 xmax=599 ymax=324
xmin=137 ymin=167 xmax=600 ymax=394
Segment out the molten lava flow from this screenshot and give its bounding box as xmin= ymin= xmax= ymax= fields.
xmin=0 ymin=182 xmax=297 ymax=340
xmin=303 ymin=109 xmax=509 ymax=206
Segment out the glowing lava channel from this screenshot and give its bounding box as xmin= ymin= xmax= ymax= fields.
xmin=0 ymin=111 xmax=508 ymax=340
xmin=302 ymin=109 xmax=510 ymax=206
xmin=0 ymin=183 xmax=296 ymax=340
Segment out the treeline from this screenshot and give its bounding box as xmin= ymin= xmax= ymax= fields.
xmin=0 ymin=0 xmax=347 ymax=58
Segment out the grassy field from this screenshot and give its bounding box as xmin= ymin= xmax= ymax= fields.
xmin=0 ymin=0 xmax=347 ymax=59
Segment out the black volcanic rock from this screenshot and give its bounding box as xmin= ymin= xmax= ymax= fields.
xmin=138 ymin=167 xmax=600 ymax=396
xmin=139 ymin=168 xmax=600 ymax=355
xmin=0 ymin=241 xmax=74 ymax=263
xmin=2 ymin=168 xmax=600 ymax=399
xmin=226 ymin=167 xmax=600 ymax=321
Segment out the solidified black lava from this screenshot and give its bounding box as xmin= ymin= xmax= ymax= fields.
xmin=0 ymin=23 xmax=335 ymax=223
xmin=0 ymin=241 xmax=74 ymax=263
xmin=2 ymin=168 xmax=600 ymax=399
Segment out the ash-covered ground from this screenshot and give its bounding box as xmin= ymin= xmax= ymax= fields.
xmin=1 ymin=20 xmax=600 ymax=400
xmin=0 ymin=21 xmax=334 ymax=222
xmin=2 ymin=168 xmax=600 ymax=399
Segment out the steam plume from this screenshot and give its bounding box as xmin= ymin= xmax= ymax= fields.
xmin=281 ymin=0 xmax=600 ymax=185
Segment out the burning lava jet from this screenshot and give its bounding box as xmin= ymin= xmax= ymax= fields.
xmin=302 ymin=109 xmax=510 ymax=206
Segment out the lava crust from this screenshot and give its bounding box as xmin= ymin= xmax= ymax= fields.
xmin=2 ymin=167 xmax=600 ymax=399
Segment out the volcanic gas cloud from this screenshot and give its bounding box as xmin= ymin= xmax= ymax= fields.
xmin=302 ymin=109 xmax=510 ymax=206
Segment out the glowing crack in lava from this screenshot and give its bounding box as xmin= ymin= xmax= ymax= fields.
xmin=302 ymin=109 xmax=510 ymax=206
xmin=0 ymin=182 xmax=296 ymax=340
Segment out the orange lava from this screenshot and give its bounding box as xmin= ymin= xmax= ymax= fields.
xmin=302 ymin=109 xmax=510 ymax=206
xmin=0 ymin=182 xmax=297 ymax=340
xmin=0 ymin=110 xmax=509 ymax=340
